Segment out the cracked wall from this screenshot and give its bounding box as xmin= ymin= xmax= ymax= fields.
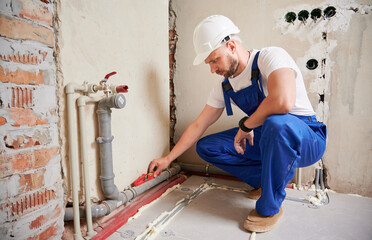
xmin=172 ymin=0 xmax=372 ymax=196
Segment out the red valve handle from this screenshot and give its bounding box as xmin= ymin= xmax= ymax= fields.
xmin=116 ymin=85 xmax=128 ymax=93
xmin=104 ymin=71 xmax=117 ymax=80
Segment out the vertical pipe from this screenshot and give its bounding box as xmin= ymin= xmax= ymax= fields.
xmin=296 ymin=168 xmax=302 ymax=188
xmin=66 ymin=84 xmax=85 ymax=240
xmin=77 ymin=96 xmax=99 ymax=238
xmin=96 ymin=95 xmax=126 ymax=202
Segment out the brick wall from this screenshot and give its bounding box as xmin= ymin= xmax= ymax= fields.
xmin=169 ymin=0 xmax=178 ymax=150
xmin=0 ymin=0 xmax=64 ymax=239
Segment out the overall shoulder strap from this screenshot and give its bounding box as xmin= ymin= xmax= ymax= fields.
xmin=251 ymin=51 xmax=264 ymax=92
xmin=222 ymin=78 xmax=233 ymax=116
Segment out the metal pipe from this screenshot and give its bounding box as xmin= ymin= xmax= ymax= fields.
xmin=65 ymin=83 xmax=88 ymax=240
xmin=77 ymin=96 xmax=101 ymax=238
xmin=64 ymin=164 xmax=182 ymax=221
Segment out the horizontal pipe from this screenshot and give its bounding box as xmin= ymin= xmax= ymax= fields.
xmin=92 ymin=174 xmax=187 ymax=240
xmin=64 ymin=165 xmax=181 ymax=221
xmin=177 ymin=162 xmax=233 ymax=176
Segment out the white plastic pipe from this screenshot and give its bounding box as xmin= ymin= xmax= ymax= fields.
xmin=77 ymin=96 xmax=101 ymax=238
xmin=65 ymin=83 xmax=88 ymax=240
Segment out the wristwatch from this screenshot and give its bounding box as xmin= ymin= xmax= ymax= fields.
xmin=239 ymin=116 xmax=253 ymax=132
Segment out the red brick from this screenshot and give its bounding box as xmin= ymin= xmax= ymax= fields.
xmin=10 ymin=151 xmax=33 ymax=172
xmin=30 ymin=215 xmax=46 ymax=229
xmin=8 ymin=109 xmax=48 ymax=127
xmin=18 ymin=169 xmax=46 ymax=194
xmin=27 ymin=222 xmax=58 ymax=240
xmin=4 ymin=134 xmax=41 ymax=150
xmin=3 ymin=188 xmax=58 ymax=218
xmin=0 ymin=117 xmax=7 ymax=125
xmin=1 ymin=147 xmax=58 ymax=177
xmin=3 ymin=53 xmax=42 ymax=65
xmin=17 ymin=0 xmax=53 ymax=27
xmin=0 ymin=66 xmax=44 ymax=85
xmin=33 ymin=147 xmax=58 ymax=168
xmin=0 ymin=15 xmax=54 ymax=46
xmin=39 ymin=50 xmax=47 ymax=60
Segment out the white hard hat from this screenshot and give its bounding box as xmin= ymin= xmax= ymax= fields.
xmin=193 ymin=15 xmax=240 ymax=65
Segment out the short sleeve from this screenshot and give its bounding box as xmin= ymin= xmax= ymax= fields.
xmin=206 ymin=81 xmax=225 ymax=108
xmin=259 ymin=47 xmax=299 ymax=79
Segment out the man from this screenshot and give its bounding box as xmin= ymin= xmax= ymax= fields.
xmin=148 ymin=15 xmax=326 ymax=232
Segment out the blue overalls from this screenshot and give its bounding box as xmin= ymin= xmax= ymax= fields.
xmin=196 ymin=52 xmax=327 ymax=216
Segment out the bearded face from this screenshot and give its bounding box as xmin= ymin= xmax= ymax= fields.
xmin=223 ymin=53 xmax=239 ymax=78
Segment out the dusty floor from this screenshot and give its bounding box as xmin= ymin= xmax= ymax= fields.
xmin=107 ymin=175 xmax=372 ymax=240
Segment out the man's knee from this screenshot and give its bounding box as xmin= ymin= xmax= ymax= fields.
xmin=262 ymin=115 xmax=290 ymax=138
xmin=196 ymin=135 xmax=210 ymax=157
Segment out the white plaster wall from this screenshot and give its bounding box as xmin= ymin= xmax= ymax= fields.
xmin=57 ymin=0 xmax=169 ymax=201
xmin=173 ymin=0 xmax=372 ymax=196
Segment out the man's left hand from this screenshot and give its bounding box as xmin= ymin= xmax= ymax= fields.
xmin=234 ymin=129 xmax=254 ymax=154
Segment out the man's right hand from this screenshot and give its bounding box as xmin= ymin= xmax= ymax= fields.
xmin=148 ymin=157 xmax=172 ymax=177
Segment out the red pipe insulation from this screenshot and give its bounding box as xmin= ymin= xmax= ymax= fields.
xmin=92 ymin=174 xmax=187 ymax=240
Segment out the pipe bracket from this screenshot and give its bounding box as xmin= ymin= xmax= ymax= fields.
xmin=96 ymin=136 xmax=114 ymax=143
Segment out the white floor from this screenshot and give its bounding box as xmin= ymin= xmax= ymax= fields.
xmin=107 ymin=175 xmax=372 ymax=240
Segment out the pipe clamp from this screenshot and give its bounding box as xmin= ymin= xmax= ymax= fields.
xmin=96 ymin=136 xmax=114 ymax=143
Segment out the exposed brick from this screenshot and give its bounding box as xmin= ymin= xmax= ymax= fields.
xmin=30 ymin=215 xmax=46 ymax=229
xmin=2 ymin=188 xmax=58 ymax=218
xmin=33 ymin=147 xmax=58 ymax=168
xmin=0 ymin=14 xmax=54 ymax=46
xmin=17 ymin=0 xmax=53 ymax=27
xmin=8 ymin=108 xmax=48 ymax=127
xmin=0 ymin=116 xmax=7 ymax=125
xmin=27 ymin=221 xmax=58 ymax=240
xmin=4 ymin=135 xmax=39 ymax=149
xmin=0 ymin=66 xmax=44 ymax=85
xmin=0 ymin=147 xmax=58 ymax=177
xmin=10 ymin=151 xmax=33 ymax=172
xmin=10 ymin=87 xmax=34 ymax=108
xmin=3 ymin=52 xmax=42 ymax=65
xmin=18 ymin=169 xmax=46 ymax=194
xmin=4 ymin=129 xmax=51 ymax=150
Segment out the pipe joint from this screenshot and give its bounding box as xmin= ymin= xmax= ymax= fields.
xmin=66 ymin=83 xmax=88 ymax=94
xmin=126 ymin=187 xmax=138 ymax=199
xmin=97 ymin=94 xmax=126 ymax=111
xmin=100 ymin=174 xmax=115 ymax=181
xmin=96 ymin=136 xmax=114 ymax=144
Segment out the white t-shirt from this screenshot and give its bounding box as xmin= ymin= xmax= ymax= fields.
xmin=206 ymin=47 xmax=315 ymax=116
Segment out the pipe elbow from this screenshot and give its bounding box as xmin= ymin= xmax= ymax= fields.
xmin=97 ymin=94 xmax=126 ymax=111
xmin=102 ymin=182 xmax=124 ymax=202
xmin=65 ymin=83 xmax=87 ymax=94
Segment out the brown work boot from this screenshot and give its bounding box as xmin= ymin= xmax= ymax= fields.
xmin=244 ymin=207 xmax=283 ymax=232
xmin=247 ymin=187 xmax=261 ymax=200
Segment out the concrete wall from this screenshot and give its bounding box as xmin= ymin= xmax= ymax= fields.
xmin=172 ymin=0 xmax=372 ymax=196
xmin=0 ymin=0 xmax=64 ymax=239
xmin=57 ymin=0 xmax=170 ymax=202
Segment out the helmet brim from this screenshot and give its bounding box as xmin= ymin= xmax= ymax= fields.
xmin=193 ymin=51 xmax=211 ymax=65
